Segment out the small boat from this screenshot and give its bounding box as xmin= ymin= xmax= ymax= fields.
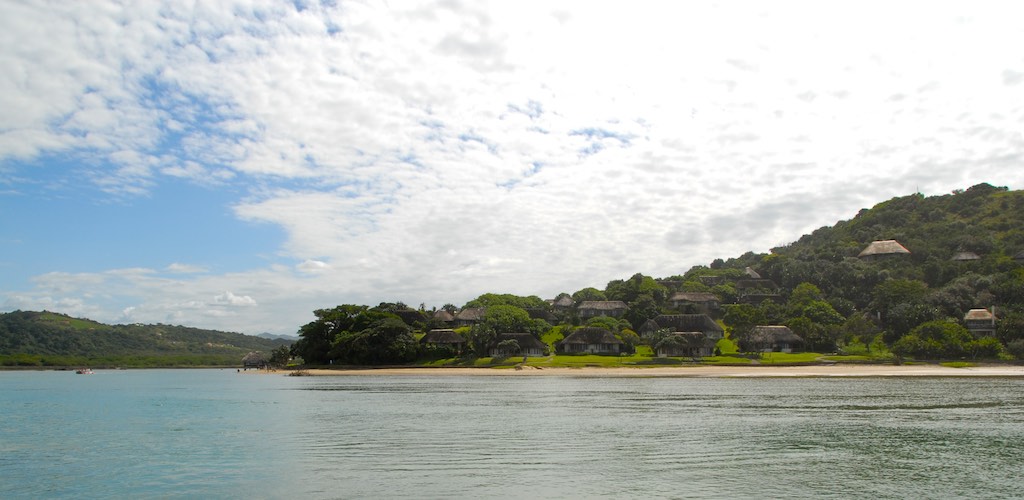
xmin=75 ymin=368 xmax=95 ymax=375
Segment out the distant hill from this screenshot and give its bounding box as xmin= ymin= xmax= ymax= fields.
xmin=256 ymin=332 xmax=298 ymax=341
xmin=0 ymin=310 xmax=291 ymax=367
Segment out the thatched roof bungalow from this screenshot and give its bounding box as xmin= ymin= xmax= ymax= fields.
xmin=242 ymin=351 xmax=268 ymax=369
xmin=858 ymin=240 xmax=911 ymax=259
xmin=557 ymin=327 xmax=623 ymax=355
xmin=453 ymin=307 xmax=486 ymax=326
xmin=640 ymin=314 xmax=724 ymax=340
xmin=489 ymin=332 xmax=548 ymax=358
xmin=669 ymin=292 xmax=720 ymax=312
xmin=655 ymin=332 xmax=715 ymax=358
xmin=740 ymin=326 xmax=804 ymax=353
xmin=952 ymin=251 xmax=981 ymax=262
xmin=432 ymin=309 xmax=455 ymax=323
xmin=577 ymin=300 xmax=628 ymax=319
xmin=420 ymin=329 xmax=467 ymax=352
xmin=964 ymin=308 xmax=997 ymax=336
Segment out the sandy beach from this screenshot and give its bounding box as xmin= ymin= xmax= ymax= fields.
xmin=285 ymin=364 xmax=1024 ymax=377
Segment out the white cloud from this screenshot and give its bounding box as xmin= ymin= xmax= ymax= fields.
xmin=213 ymin=291 xmax=257 ymax=307
xmin=3 ymin=1 xmax=1024 ymax=333
xmin=165 ymin=263 xmax=209 ymax=274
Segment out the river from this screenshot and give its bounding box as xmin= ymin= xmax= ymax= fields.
xmin=1 ymin=369 xmax=1022 ymax=498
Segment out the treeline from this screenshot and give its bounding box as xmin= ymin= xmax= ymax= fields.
xmin=293 ymin=183 xmax=1024 ymax=364
xmin=0 ymin=310 xmax=289 ymax=366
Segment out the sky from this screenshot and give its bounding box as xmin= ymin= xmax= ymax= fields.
xmin=2 ymin=1 xmax=1023 ymax=335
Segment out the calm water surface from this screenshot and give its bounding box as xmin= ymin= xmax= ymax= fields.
xmin=1 ymin=370 xmax=1022 ymax=499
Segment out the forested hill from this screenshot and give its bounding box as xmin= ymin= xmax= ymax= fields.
xmin=741 ymin=182 xmax=1024 ymax=306
xmin=287 ymin=183 xmax=1024 ymax=365
xmin=0 ymin=310 xmax=289 ymax=366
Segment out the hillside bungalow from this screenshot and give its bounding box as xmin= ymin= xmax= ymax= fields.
xmin=489 ymin=332 xmax=548 ymax=358
xmin=432 ymin=309 xmax=455 ymax=323
xmin=394 ymin=309 xmax=427 ymax=326
xmin=952 ymin=251 xmax=981 ymax=262
xmin=964 ymin=308 xmax=997 ymax=336
xmin=655 ymin=332 xmax=715 ymax=358
xmin=551 ymin=295 xmax=575 ymax=310
xmin=420 ymin=329 xmax=466 ymax=353
xmin=669 ymin=292 xmax=720 ymax=313
xmin=744 ymin=267 xmax=762 ymax=279
xmin=558 ymin=327 xmax=623 ymax=355
xmin=742 ymin=326 xmax=804 ymax=353
xmin=1014 ymin=250 xmax=1024 ymax=262
xmin=453 ymin=307 xmax=486 ymax=327
xmin=736 ymin=278 xmax=779 ymax=292
xmin=698 ymin=275 xmax=726 ymax=287
xmin=858 ymin=240 xmax=911 ymax=260
xmin=739 ymin=293 xmax=785 ymax=306
xmin=640 ymin=314 xmax=724 ymax=340
xmin=577 ymin=300 xmax=628 ymax=319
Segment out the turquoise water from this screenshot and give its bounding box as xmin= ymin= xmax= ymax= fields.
xmin=2 ymin=370 xmax=1023 ymax=499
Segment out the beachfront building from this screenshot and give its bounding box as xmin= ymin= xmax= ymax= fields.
xmin=964 ymin=308 xmax=997 ymax=337
xmin=489 ymin=332 xmax=548 ymax=358
xmin=557 ymin=327 xmax=623 ymax=355
xmin=655 ymin=332 xmax=715 ymax=358
xmin=640 ymin=314 xmax=724 ymax=340
xmin=741 ymin=326 xmax=805 ymax=353
xmin=420 ymin=329 xmax=467 ymax=354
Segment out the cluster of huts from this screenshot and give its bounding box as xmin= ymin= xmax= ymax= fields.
xmin=419 ymin=239 xmax=1008 ymax=359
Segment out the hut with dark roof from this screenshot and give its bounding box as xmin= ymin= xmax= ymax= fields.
xmin=489 ymin=332 xmax=548 ymax=358
xmin=1014 ymin=250 xmax=1024 ymax=262
xmin=740 ymin=326 xmax=804 ymax=353
xmin=453 ymin=307 xmax=486 ymax=327
xmin=432 ymin=309 xmax=455 ymax=323
xmin=557 ymin=327 xmax=623 ymax=355
xmin=420 ymin=329 xmax=467 ymax=353
xmin=640 ymin=314 xmax=724 ymax=340
xmin=669 ymin=292 xmax=720 ymax=313
xmin=242 ymin=351 xmax=268 ymax=369
xmin=655 ymin=332 xmax=715 ymax=358
xmin=858 ymin=240 xmax=911 ymax=260
xmin=577 ymin=300 xmax=628 ymax=319
xmin=552 ymin=295 xmax=575 ymax=309
xmin=952 ymin=251 xmax=981 ymax=262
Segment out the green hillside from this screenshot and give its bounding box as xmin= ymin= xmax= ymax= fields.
xmin=0 ymin=310 xmax=290 ymax=367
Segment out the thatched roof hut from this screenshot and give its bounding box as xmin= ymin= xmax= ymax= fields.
xmin=1014 ymin=250 xmax=1024 ymax=262
xmin=577 ymin=300 xmax=628 ymax=318
xmin=558 ymin=327 xmax=623 ymax=354
xmin=640 ymin=314 xmax=724 ymax=339
xmin=742 ymin=326 xmax=804 ymax=353
xmin=454 ymin=307 xmax=486 ymax=325
xmin=420 ymin=329 xmax=466 ymax=345
xmin=432 ymin=309 xmax=455 ymax=322
xmin=952 ymin=251 xmax=981 ymax=261
xmin=490 ymin=332 xmax=547 ymax=357
xmin=242 ymin=351 xmax=268 ymax=368
xmin=858 ymin=240 xmax=911 ymax=259
xmin=655 ymin=332 xmax=714 ymax=358
xmin=552 ymin=295 xmax=575 ymax=309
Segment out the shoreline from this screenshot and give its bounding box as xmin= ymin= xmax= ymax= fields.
xmin=285 ymin=364 xmax=1024 ymax=378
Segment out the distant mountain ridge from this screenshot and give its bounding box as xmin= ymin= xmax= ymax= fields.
xmin=0 ymin=310 xmax=290 ymax=365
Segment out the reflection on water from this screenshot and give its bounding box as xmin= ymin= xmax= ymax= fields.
xmin=1 ymin=371 xmax=1022 ymax=499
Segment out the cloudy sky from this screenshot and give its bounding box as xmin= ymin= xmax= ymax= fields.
xmin=2 ymin=1 xmax=1023 ymax=335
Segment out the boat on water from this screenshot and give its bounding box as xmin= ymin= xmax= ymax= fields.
xmin=75 ymin=368 xmax=95 ymax=375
